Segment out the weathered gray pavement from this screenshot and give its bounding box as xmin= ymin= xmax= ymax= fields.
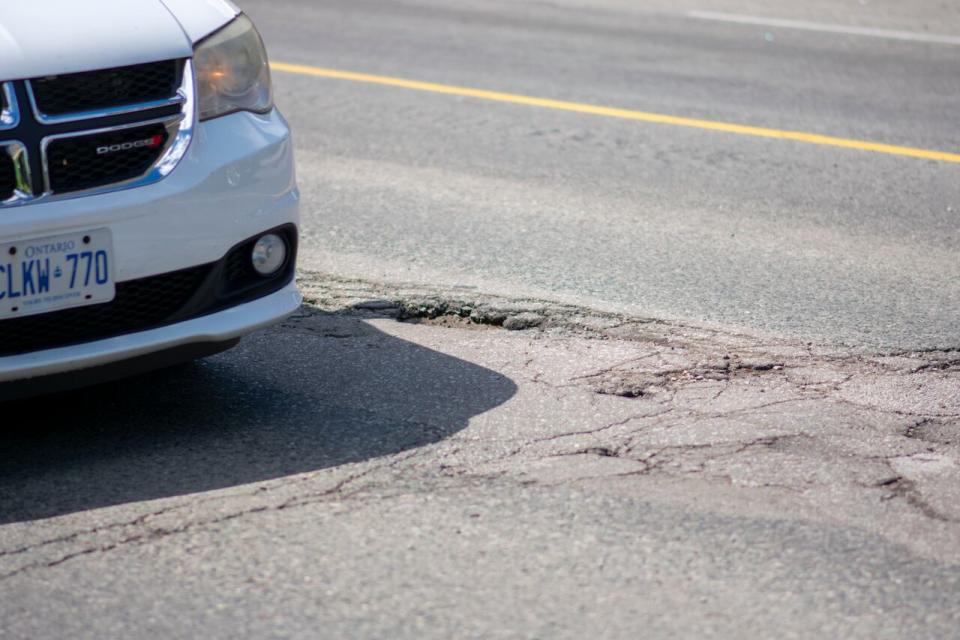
xmin=2 ymin=278 xmax=958 ymax=638
xmin=5 ymin=1 xmax=960 ymax=636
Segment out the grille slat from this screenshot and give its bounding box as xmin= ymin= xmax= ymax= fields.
xmin=46 ymin=123 xmax=169 ymax=194
xmin=0 ymin=152 xmax=14 ymax=201
xmin=30 ymin=60 xmax=181 ymax=117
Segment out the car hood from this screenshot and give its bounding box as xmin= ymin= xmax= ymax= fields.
xmin=0 ymin=0 xmax=239 ymax=81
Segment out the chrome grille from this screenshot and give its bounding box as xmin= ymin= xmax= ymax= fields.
xmin=0 ymin=59 xmax=194 ymax=207
xmin=0 ymin=83 xmax=18 ymax=130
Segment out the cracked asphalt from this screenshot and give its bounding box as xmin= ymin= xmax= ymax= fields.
xmin=3 ymin=276 xmax=959 ymax=638
xmin=5 ymin=1 xmax=960 ymax=637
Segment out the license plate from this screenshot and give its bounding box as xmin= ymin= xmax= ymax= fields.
xmin=0 ymin=229 xmax=115 ymax=320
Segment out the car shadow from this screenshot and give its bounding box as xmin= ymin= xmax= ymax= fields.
xmin=0 ymin=306 xmax=517 ymax=524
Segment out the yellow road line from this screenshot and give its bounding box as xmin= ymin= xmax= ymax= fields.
xmin=271 ymin=61 xmax=960 ymax=165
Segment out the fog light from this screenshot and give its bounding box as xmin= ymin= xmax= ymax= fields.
xmin=251 ymin=233 xmax=287 ymax=276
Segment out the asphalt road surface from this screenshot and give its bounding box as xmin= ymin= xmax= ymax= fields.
xmin=3 ymin=288 xmax=960 ymax=639
xmin=244 ymin=0 xmax=960 ymax=350
xmin=3 ymin=2 xmax=960 ymax=638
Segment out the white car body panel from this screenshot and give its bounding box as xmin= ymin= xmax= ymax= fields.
xmin=0 ymin=0 xmax=239 ymax=80
xmin=0 ymin=1 xmax=192 ymax=80
xmin=159 ymin=0 xmax=240 ymax=43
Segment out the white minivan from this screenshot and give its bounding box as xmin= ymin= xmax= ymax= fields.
xmin=0 ymin=0 xmax=300 ymax=398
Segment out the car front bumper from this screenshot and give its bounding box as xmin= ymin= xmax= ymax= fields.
xmin=0 ymin=281 xmax=301 ymax=384
xmin=0 ymin=107 xmax=301 ymax=386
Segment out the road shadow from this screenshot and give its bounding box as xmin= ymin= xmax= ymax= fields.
xmin=0 ymin=306 xmax=517 ymax=524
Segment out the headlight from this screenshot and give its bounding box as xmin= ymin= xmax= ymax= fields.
xmin=194 ymin=15 xmax=273 ymax=121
